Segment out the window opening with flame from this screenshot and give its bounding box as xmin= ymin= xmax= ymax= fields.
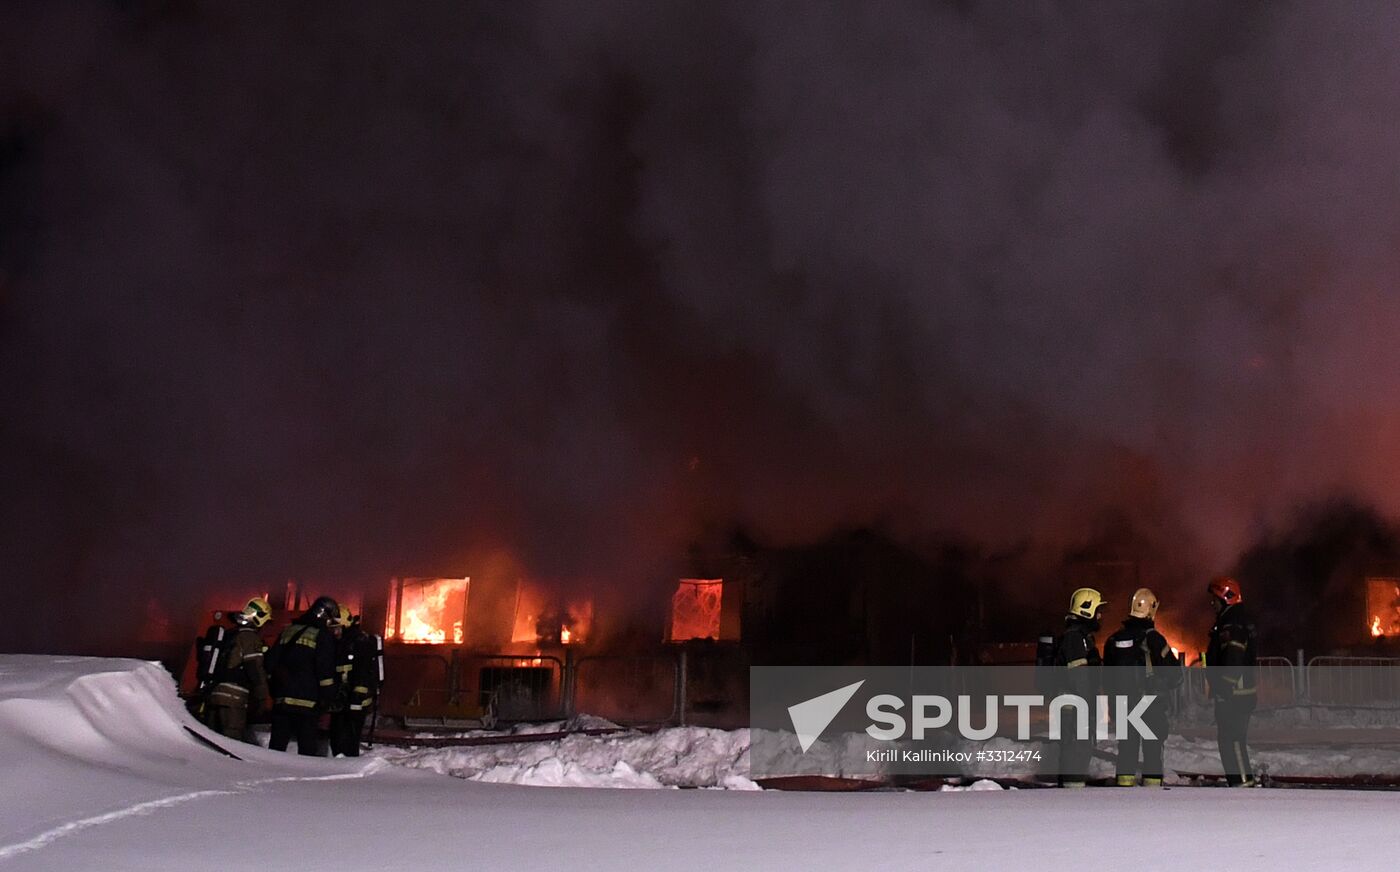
xmin=1366 ymin=577 xmax=1400 ymax=638
xmin=669 ymin=578 xmax=723 ymax=641
xmin=510 ymin=583 xmax=592 ymax=646
xmin=385 ymin=577 xmax=469 ymax=644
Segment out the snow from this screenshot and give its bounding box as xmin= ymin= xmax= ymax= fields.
xmin=373 ymin=724 xmax=757 ymax=788
xmin=376 ymin=720 xmax=1400 ymax=789
xmin=3 ymin=655 xmax=1400 ymax=871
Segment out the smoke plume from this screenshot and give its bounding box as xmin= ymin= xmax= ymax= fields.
xmin=5 ymin=1 xmax=1400 ymax=650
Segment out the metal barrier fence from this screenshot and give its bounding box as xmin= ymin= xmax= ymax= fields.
xmin=1178 ymin=656 xmax=1297 ymax=709
xmin=472 ymin=655 xmax=565 ymax=722
xmin=573 ymin=652 xmax=682 ymax=726
xmin=1256 ymin=656 xmax=1298 ymax=707
xmin=1305 ymin=657 xmax=1400 ymax=707
xmin=381 ymin=651 xmax=452 ymax=706
xmin=1180 ymin=655 xmax=1400 ymax=707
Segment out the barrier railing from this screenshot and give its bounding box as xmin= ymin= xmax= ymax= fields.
xmin=1177 ymin=655 xmax=1297 ymax=712
xmin=1256 ymin=656 xmax=1298 ymax=707
xmin=573 ymin=652 xmax=682 ymax=726
xmin=470 ymin=655 xmax=565 ymax=722
xmin=381 ymin=651 xmax=452 ymax=708
xmin=1305 ymin=657 xmax=1400 ymax=707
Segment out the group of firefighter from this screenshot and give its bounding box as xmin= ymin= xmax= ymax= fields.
xmin=1039 ymin=576 xmax=1258 ymax=787
xmin=192 ymin=580 xmax=1257 ymax=783
xmin=195 ymin=594 xmax=383 ymax=757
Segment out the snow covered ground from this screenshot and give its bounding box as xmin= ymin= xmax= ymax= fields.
xmin=375 ymin=721 xmax=1400 ymax=787
xmin=3 ymin=655 xmax=1399 ymax=871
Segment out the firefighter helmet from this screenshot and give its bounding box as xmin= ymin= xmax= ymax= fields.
xmin=1068 ymin=587 xmax=1106 ymax=620
xmin=308 ymin=595 xmax=339 ymax=625
xmin=335 ymin=604 xmax=353 ymax=628
xmin=1129 ymin=587 xmax=1159 ymax=619
xmin=234 ymin=597 xmax=272 ymax=628
xmin=1207 ymin=576 xmax=1242 ymax=606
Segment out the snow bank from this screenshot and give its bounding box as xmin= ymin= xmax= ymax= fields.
xmin=374 ymin=724 xmax=761 ymax=789
xmin=0 ymin=656 xmax=214 ymax=770
xmin=938 ymin=778 xmax=1006 ymax=791
xmin=0 ymin=654 xmax=379 ymax=862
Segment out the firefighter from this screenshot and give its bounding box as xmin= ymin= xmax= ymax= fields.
xmin=267 ymin=595 xmax=339 ymax=755
xmin=203 ymin=597 xmax=273 ymax=743
xmin=1104 ymin=588 xmax=1181 ymax=786
xmin=1206 ymin=576 xmax=1257 ymax=786
xmin=1055 ymin=587 xmax=1105 ymax=787
xmin=330 ymin=608 xmax=382 ymax=757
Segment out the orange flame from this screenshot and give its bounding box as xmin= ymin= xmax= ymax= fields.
xmin=1372 ymin=615 xmax=1384 ymax=637
xmin=670 ymin=578 xmax=723 ymax=641
xmin=393 ymin=577 xmax=469 ymax=645
xmin=401 ymin=602 xmax=446 ymax=644
xmin=1150 ymin=619 xmax=1197 ymax=663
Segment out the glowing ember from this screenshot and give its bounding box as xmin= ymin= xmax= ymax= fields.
xmin=1373 ymin=615 xmax=1384 ymax=637
xmin=670 ymin=578 xmax=723 ymax=641
xmin=1151 ymin=620 xmax=1196 ymax=662
xmin=518 ymin=591 xmax=592 ymax=645
xmin=1161 ymin=636 xmax=1189 ymax=659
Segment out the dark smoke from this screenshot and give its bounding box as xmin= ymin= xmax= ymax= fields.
xmin=1235 ymin=499 xmax=1400 ymax=655
xmin=6 ymin=2 xmax=1400 ymax=651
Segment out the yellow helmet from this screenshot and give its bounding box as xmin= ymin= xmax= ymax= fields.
xmin=1068 ymin=587 xmax=1106 ymax=620
xmin=1129 ymin=587 xmax=1159 ymax=619
xmin=335 ymin=604 xmax=353 ymax=628
xmin=236 ymin=597 xmax=272 ymax=629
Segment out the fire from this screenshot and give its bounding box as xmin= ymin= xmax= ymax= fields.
xmin=512 ymin=584 xmax=592 ymax=646
xmin=670 ymin=578 xmax=723 ymax=641
xmin=1364 ymin=578 xmax=1400 ymax=639
xmin=402 ymin=605 xmax=446 ymax=644
xmin=389 ymin=577 xmax=470 ymax=645
xmin=1150 ymin=619 xmax=1197 ymax=664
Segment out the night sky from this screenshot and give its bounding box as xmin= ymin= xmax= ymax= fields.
xmin=5 ymin=2 xmax=1400 ymax=650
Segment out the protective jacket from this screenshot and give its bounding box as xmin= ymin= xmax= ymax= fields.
xmin=1104 ymin=616 xmax=1182 ymax=694
xmin=207 ymin=627 xmax=270 ymax=710
xmin=1206 ymin=603 xmax=1257 ymax=701
xmin=336 ymin=626 xmax=381 ymax=712
xmin=1057 ymin=614 xmax=1102 ymax=700
xmin=268 ymin=616 xmax=338 ymax=711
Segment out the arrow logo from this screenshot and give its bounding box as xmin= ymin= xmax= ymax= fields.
xmin=787 ymin=680 xmax=865 ymax=752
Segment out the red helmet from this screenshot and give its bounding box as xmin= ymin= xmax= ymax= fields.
xmin=1207 ymin=576 xmax=1242 ymax=605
